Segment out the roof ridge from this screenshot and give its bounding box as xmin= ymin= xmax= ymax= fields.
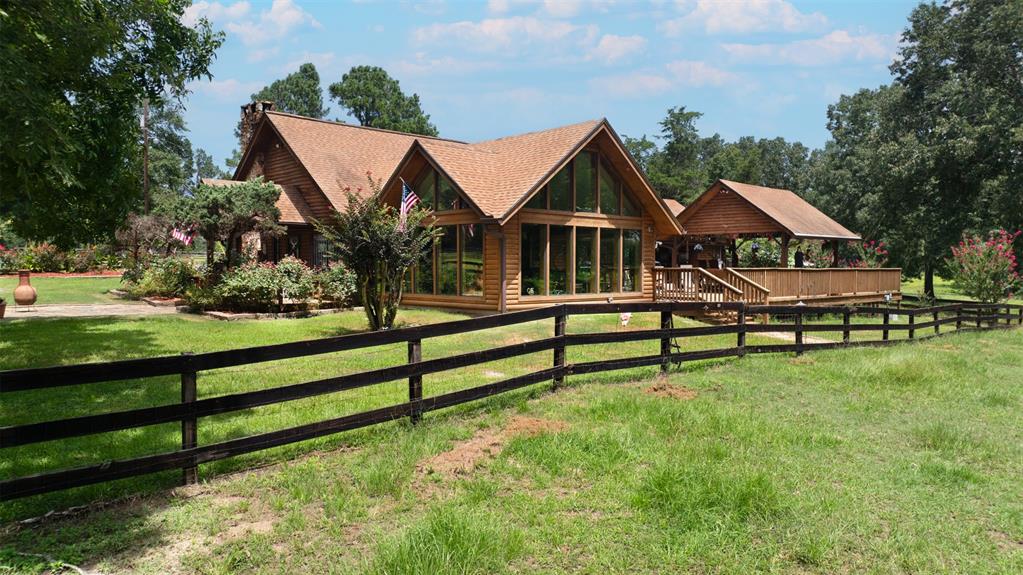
xmin=473 ymin=118 xmax=603 ymax=145
xmin=265 ymin=110 xmax=467 ymax=144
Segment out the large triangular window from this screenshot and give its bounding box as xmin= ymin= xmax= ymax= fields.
xmin=524 ymin=150 xmax=641 ymax=216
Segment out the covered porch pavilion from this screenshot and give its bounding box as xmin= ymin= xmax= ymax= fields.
xmin=655 ymin=179 xmax=901 ymax=305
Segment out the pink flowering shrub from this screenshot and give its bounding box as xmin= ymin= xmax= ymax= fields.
xmin=949 ymin=229 xmax=1021 ymax=303
xmin=850 ymin=239 xmax=889 ymax=268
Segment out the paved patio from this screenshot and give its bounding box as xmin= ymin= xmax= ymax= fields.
xmin=3 ymin=303 xmax=183 ymax=320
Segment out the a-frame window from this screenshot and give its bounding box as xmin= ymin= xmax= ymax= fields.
xmin=524 ymin=150 xmax=641 ymax=216
xmin=413 ymin=166 xmax=461 ymax=212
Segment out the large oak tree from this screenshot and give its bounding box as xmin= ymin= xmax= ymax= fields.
xmin=0 ymin=0 xmax=223 ymax=248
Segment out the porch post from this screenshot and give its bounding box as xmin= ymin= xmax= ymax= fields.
xmin=832 ymin=241 xmax=839 ymax=267
xmin=671 ymin=237 xmax=679 ymax=267
xmin=730 ymin=239 xmax=739 ymax=267
xmin=780 ymin=235 xmax=790 ymax=268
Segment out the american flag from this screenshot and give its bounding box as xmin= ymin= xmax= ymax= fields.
xmin=398 ymin=179 xmax=419 ymax=232
xmin=171 ymin=226 xmax=196 ymax=246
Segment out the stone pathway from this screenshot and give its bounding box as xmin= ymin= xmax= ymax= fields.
xmin=3 ymin=303 xmax=183 ymax=320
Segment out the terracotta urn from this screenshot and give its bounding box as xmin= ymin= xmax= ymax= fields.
xmin=13 ymin=270 xmax=37 ymax=306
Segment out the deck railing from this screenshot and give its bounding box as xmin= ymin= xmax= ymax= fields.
xmin=707 ymin=269 xmax=770 ymax=305
xmin=655 ymin=267 xmax=744 ymax=302
xmin=727 ymin=268 xmax=901 ymax=302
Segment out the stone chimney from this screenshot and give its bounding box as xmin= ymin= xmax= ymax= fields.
xmin=239 ymin=100 xmax=275 ymax=151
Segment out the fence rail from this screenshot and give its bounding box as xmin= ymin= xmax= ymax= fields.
xmin=2 ymin=301 xmax=1020 ymax=501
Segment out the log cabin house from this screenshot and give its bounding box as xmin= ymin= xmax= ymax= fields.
xmin=220 ymin=102 xmax=683 ymax=312
xmin=217 ymin=102 xmax=899 ymax=311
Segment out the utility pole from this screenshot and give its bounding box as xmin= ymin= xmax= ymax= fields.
xmin=143 ymin=98 xmax=151 ymax=214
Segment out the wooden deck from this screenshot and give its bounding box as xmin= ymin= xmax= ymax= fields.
xmin=655 ymin=267 xmax=901 ymax=305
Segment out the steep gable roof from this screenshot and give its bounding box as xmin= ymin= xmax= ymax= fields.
xmin=234 ymin=112 xmax=681 ymax=234
xmin=677 ymin=179 xmax=860 ymax=241
xmin=254 ymin=111 xmax=465 ymax=212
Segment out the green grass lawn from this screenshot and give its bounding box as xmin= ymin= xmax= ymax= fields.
xmin=0 ymin=276 xmax=122 ymax=305
xmin=1 ymin=310 xmax=1021 ymax=574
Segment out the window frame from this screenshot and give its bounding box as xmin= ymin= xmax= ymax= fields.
xmin=406 ymin=224 xmax=486 ymax=298
xmin=521 ymin=149 xmax=641 ymax=219
xmin=519 ymin=223 xmax=643 ymax=297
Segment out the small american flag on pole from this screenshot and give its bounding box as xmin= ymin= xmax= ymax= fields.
xmin=398 ymin=178 xmax=420 ymax=232
xmin=171 ymin=226 xmax=196 ymax=246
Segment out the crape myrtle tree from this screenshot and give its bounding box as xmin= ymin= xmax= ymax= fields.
xmin=316 ymin=181 xmax=439 ymax=331
xmin=0 ymin=0 xmax=223 ymax=248
xmin=329 ymin=66 xmax=439 ymax=136
xmin=178 ymin=178 xmax=283 ymax=268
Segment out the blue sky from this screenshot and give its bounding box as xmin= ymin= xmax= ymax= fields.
xmin=182 ymin=0 xmax=918 ymax=169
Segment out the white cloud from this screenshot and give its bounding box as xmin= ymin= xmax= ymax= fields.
xmin=661 ymin=0 xmax=828 ymax=36
xmin=541 ymin=0 xmax=583 ymax=18
xmin=590 ymin=34 xmax=646 ymax=64
xmin=181 ymin=1 xmax=251 ymax=27
xmin=226 ymin=0 xmax=320 ymax=46
xmin=413 ymin=16 xmax=585 ymax=52
xmin=394 ymin=54 xmax=499 ymax=76
xmin=189 ymin=78 xmax=263 ymax=102
xmin=664 ymin=60 xmax=737 ymax=85
xmin=722 ymin=30 xmax=897 ymax=66
xmin=590 ymin=73 xmax=674 ymax=98
xmin=590 ymin=59 xmax=736 ymax=98
xmin=413 ymin=0 xmax=448 ymax=15
xmin=282 ymin=51 xmax=335 ymax=73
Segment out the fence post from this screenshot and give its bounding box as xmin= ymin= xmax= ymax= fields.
xmin=933 ymin=308 xmax=940 ymax=335
xmin=842 ymin=308 xmax=851 ymax=345
xmin=180 ymin=352 xmax=198 ymax=486
xmin=1006 ymin=305 xmax=1013 ymax=327
xmin=882 ymin=310 xmax=890 ymax=342
xmin=955 ymin=304 xmax=962 ymax=331
xmin=660 ymin=309 xmax=672 ymax=373
xmin=908 ymin=312 xmax=915 ymax=340
xmin=736 ymin=304 xmax=747 ymax=358
xmin=795 ymin=309 xmax=804 ymax=356
xmin=976 ymin=305 xmax=982 ymax=328
xmin=553 ymin=306 xmax=567 ymax=389
xmin=408 ymin=339 xmax=422 ymax=424
xmin=1018 ymin=306 xmax=1022 ymax=325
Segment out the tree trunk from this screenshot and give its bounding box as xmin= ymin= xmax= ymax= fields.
xmin=205 ymin=235 xmax=215 ymax=268
xmin=924 ymin=260 xmax=935 ymax=299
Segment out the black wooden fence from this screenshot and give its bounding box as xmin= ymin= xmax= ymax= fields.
xmin=2 ymin=301 xmax=1020 ymax=501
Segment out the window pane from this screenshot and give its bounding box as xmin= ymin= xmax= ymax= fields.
xmin=416 ymin=170 xmax=435 ymax=210
xmin=461 ymin=224 xmax=484 ymax=296
xmin=549 ymin=225 xmax=570 ymax=295
xmin=525 ymin=188 xmax=547 ymax=209
xmin=622 ymin=229 xmax=642 ymax=292
xmin=574 ymin=152 xmax=595 ymax=212
xmin=416 ymin=241 xmax=434 ymax=294
xmin=622 ymin=186 xmax=641 ymax=217
xmin=599 ymin=161 xmax=619 ymax=215
xmin=438 ymin=176 xmax=459 ymax=211
xmin=520 ymin=224 xmax=546 ymax=296
xmin=549 ymin=164 xmax=572 ymax=211
xmin=599 ymin=229 xmax=619 ymax=293
xmin=439 ymin=225 xmax=458 ymax=295
xmin=575 ymin=227 xmax=597 ymax=294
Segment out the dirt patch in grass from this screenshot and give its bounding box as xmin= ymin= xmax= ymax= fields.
xmin=990 ymin=530 xmax=1023 ymax=552
xmin=644 ymin=382 xmax=698 ymax=400
xmin=417 ymin=417 xmax=568 ymax=479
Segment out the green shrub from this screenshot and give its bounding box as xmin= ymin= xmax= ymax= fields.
xmin=18 ymin=243 xmax=68 ymax=272
xmin=69 ymin=245 xmax=101 ymax=273
xmin=314 ymin=262 xmax=357 ymax=306
xmin=0 ymin=244 xmax=18 ymax=274
xmin=218 ymin=262 xmax=284 ymax=312
xmin=129 ymin=258 xmax=196 ymax=298
xmin=276 ymin=256 xmax=315 ymax=302
xmin=183 ymin=282 xmax=223 ymax=311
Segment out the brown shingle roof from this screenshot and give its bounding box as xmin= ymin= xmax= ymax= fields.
xmin=263 ymin=111 xmax=464 ymax=212
xmin=663 ymin=198 xmax=685 ymax=218
xmin=417 ymin=119 xmax=602 ymax=218
xmin=200 ymin=177 xmax=314 ymax=225
xmin=710 ymin=180 xmax=859 ymax=240
xmin=237 ymin=112 xmax=681 ymax=234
